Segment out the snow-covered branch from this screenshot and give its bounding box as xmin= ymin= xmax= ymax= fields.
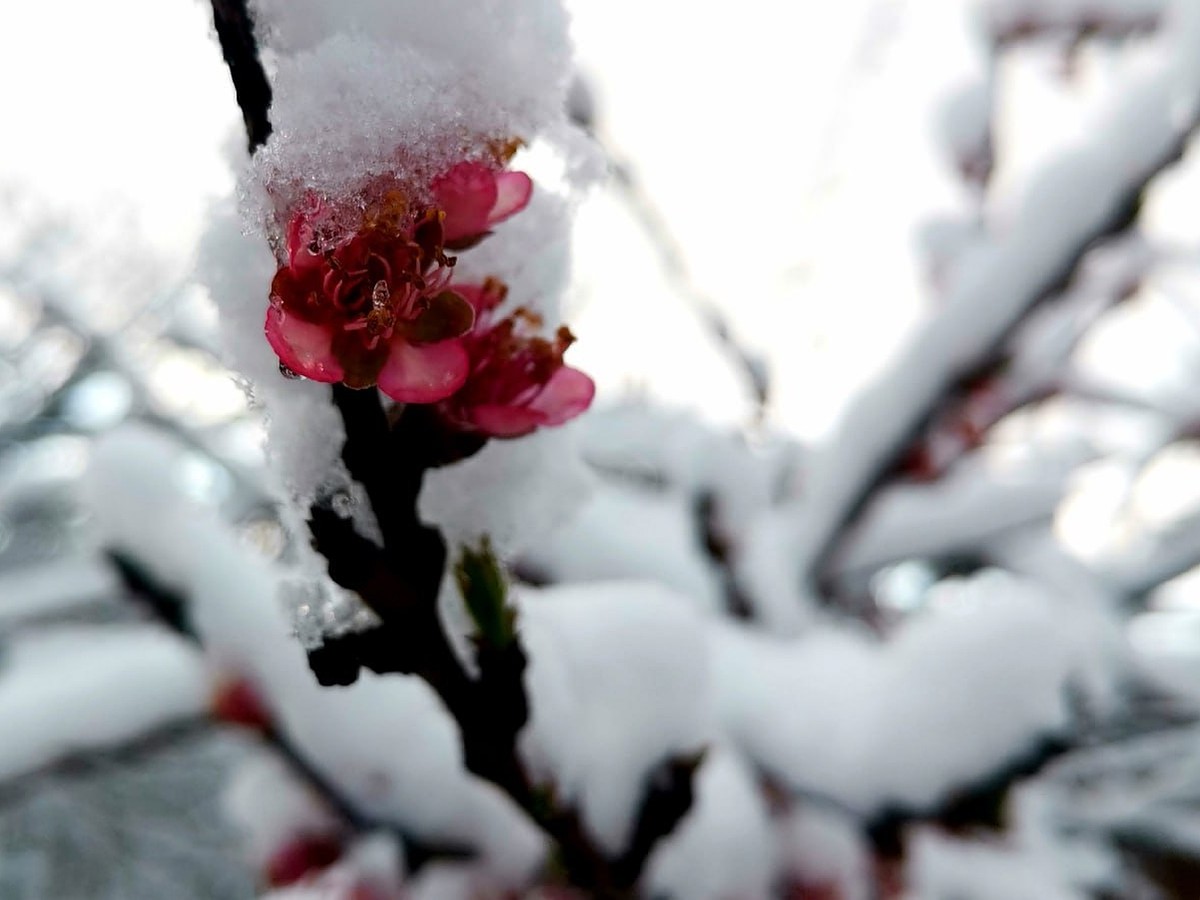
xmin=744 ymin=0 xmax=1200 ymax=619
xmin=0 ymin=624 xmax=207 ymax=784
xmin=985 ymin=0 xmax=1166 ymax=44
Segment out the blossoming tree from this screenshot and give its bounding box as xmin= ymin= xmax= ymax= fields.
xmin=9 ymin=0 xmax=1200 ymax=898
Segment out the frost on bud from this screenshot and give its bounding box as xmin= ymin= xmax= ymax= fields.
xmin=454 ymin=536 xmax=517 ymax=649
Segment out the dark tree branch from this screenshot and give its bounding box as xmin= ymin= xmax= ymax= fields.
xmin=611 ymin=753 xmax=704 ymax=887
xmin=210 ymin=0 xmax=273 ymax=153
xmin=991 ymin=10 xmax=1162 ymax=47
xmin=306 ymin=401 xmax=642 ymax=894
xmin=695 ymin=490 xmax=754 ymax=620
xmin=107 ymin=550 xmax=194 ymax=639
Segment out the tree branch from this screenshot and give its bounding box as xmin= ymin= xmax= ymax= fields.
xmin=210 ymin=0 xmax=272 ymax=152
xmin=798 ymin=5 xmax=1200 ymax=599
xmin=206 ymin=1 xmax=696 ymax=891
xmin=104 ymin=549 xmax=470 ymax=872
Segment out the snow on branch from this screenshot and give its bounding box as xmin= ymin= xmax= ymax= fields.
xmin=831 ymin=456 xmax=1077 ymax=578
xmin=743 ymin=0 xmax=1200 ymax=621
xmin=85 ymin=424 xmax=545 ymax=876
xmin=0 ymin=556 xmax=121 ymax=629
xmin=984 ymin=0 xmax=1166 ymax=44
xmin=1104 ymin=505 xmax=1200 ymax=599
xmin=710 ymin=570 xmax=1123 ymax=817
xmin=0 ymin=624 xmax=207 ymax=784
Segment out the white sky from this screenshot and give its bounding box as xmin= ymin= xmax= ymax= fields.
xmin=0 ymin=0 xmax=237 ymax=261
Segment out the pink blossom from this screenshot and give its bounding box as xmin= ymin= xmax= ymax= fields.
xmin=431 ymin=161 xmax=533 ymax=249
xmin=266 ymin=197 xmax=475 ymax=402
xmin=438 ymin=278 xmax=595 ymax=438
xmin=265 ymin=155 xmax=534 ymax=402
xmin=265 ymin=834 xmax=344 ymax=887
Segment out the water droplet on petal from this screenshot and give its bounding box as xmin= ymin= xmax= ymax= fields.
xmin=279 ymin=362 xmax=301 ymax=380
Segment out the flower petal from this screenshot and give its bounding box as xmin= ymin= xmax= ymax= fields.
xmin=378 ymin=339 xmax=469 ymax=403
xmin=528 ymin=366 xmax=595 ymax=425
xmin=286 ymin=194 xmax=334 ymax=275
xmin=488 ymin=171 xmax=533 ymax=225
xmin=265 ymin=307 xmax=344 ymax=383
xmin=433 ymin=162 xmax=498 ymax=244
xmin=467 ymin=404 xmax=546 ymax=438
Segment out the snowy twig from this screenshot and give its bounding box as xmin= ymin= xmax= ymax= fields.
xmin=0 ymin=556 xmax=121 ymax=631
xmin=986 ymin=0 xmax=1165 ymax=45
xmin=695 ymin=490 xmax=755 ymax=619
xmin=104 ymin=548 xmax=470 ymax=873
xmin=1104 ymin=506 xmax=1200 ymax=601
xmin=892 ymin=233 xmax=1151 ymax=484
xmin=867 ymin=734 xmax=1073 ymax=858
xmin=831 ymin=463 xmax=1072 ymax=580
xmin=207 ymin=2 xmax=697 ymax=891
xmin=0 ymin=610 xmax=211 ymax=797
xmin=0 ymin=719 xmax=212 ymax=800
xmin=800 ymin=3 xmax=1200 ymax=598
xmin=307 ymin=391 xmax=699 ymax=893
